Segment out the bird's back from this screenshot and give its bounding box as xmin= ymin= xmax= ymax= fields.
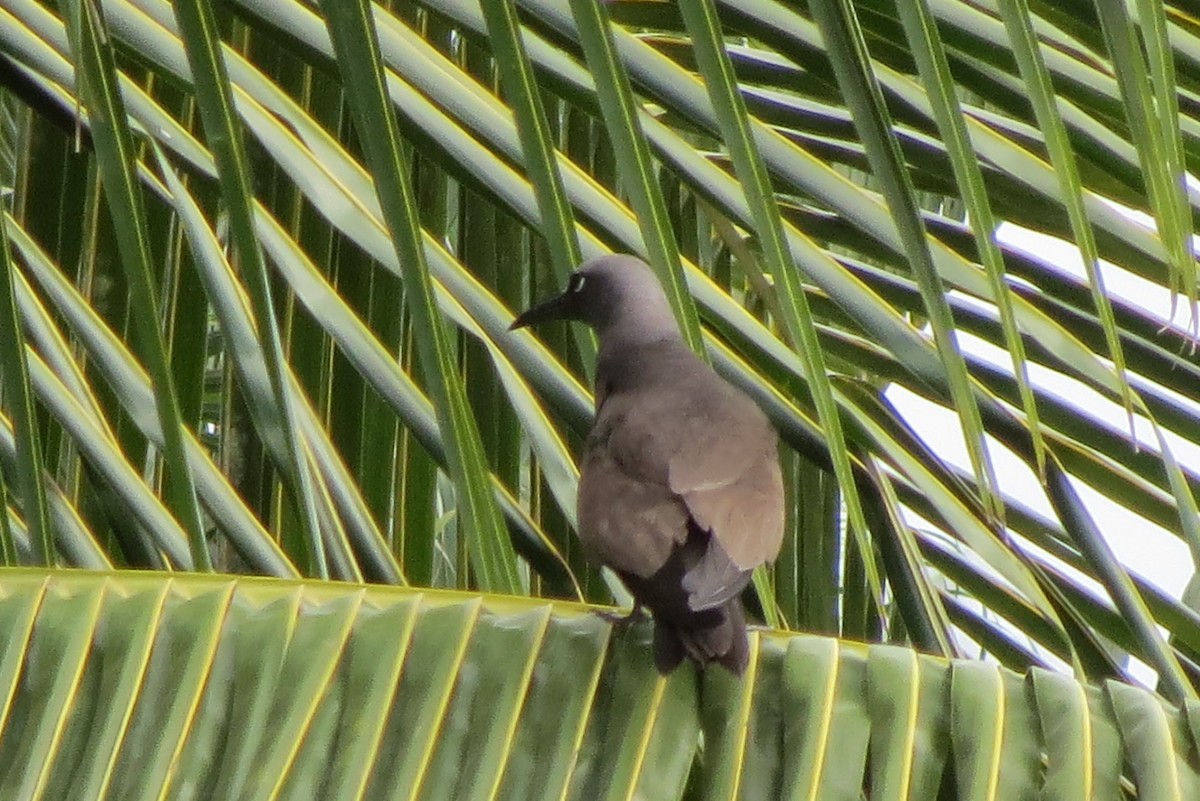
xmin=594 ymin=340 xmax=772 ymax=453
xmin=578 ymin=339 xmax=784 ymax=673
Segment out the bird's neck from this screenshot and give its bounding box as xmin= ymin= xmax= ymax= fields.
xmin=594 ymin=300 xmax=682 ymax=350
xmin=592 ymin=303 xmax=690 ymax=412
xmin=596 ymin=325 xmax=684 ymax=366
xmin=595 ymin=333 xmax=694 ymax=407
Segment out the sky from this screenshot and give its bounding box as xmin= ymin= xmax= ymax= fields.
xmin=887 ymin=221 xmax=1197 ymax=603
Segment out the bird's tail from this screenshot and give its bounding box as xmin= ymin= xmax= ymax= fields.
xmin=653 ymin=597 xmax=749 ymax=676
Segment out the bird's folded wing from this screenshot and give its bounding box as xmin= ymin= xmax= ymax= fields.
xmin=576 ymin=444 xmax=689 ymax=579
xmin=676 ymin=453 xmax=785 ymax=571
xmin=599 ymin=394 xmax=786 ymax=574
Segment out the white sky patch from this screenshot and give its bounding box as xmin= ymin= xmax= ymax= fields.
xmin=885 ymin=219 xmax=1198 ymax=684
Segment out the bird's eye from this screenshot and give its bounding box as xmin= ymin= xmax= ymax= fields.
xmin=570 ymin=274 xmax=587 ymax=293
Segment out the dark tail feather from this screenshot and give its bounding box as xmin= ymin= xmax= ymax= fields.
xmin=713 ymin=598 xmax=749 ymax=675
xmin=653 ymin=623 xmax=687 ymax=674
xmin=652 ymin=598 xmax=749 ymax=677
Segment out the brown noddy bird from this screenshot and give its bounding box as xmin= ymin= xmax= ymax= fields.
xmin=510 ymin=255 xmax=784 ymax=675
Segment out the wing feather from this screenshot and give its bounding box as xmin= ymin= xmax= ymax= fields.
xmin=577 ymin=367 xmax=785 ymax=601
xmin=576 ymin=443 xmax=687 ymax=578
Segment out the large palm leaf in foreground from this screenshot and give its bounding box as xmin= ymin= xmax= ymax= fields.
xmin=3 ymin=571 xmax=1197 ymax=800
xmin=0 ymin=0 xmax=1199 ymax=794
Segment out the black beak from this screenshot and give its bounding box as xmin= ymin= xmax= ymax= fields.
xmin=509 ymin=290 xmax=574 ymax=331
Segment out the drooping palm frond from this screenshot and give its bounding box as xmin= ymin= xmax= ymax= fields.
xmin=0 ymin=0 xmax=1197 ymax=707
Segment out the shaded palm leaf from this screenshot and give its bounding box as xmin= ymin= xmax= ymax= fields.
xmin=0 ymin=0 xmax=1195 ymax=705
xmin=3 ymin=571 xmax=1199 ymax=799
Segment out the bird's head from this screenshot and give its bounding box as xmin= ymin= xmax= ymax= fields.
xmin=509 ymin=254 xmax=680 ymax=341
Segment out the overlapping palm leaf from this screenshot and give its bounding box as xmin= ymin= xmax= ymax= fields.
xmin=0 ymin=0 xmax=1197 ymax=711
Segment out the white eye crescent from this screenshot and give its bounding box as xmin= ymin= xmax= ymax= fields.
xmin=571 ymin=274 xmax=586 ymax=293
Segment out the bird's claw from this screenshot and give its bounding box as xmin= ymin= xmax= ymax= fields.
xmin=596 ymin=605 xmax=646 ymax=627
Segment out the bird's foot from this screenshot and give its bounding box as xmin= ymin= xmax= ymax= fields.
xmin=596 ymin=604 xmax=646 ymax=627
